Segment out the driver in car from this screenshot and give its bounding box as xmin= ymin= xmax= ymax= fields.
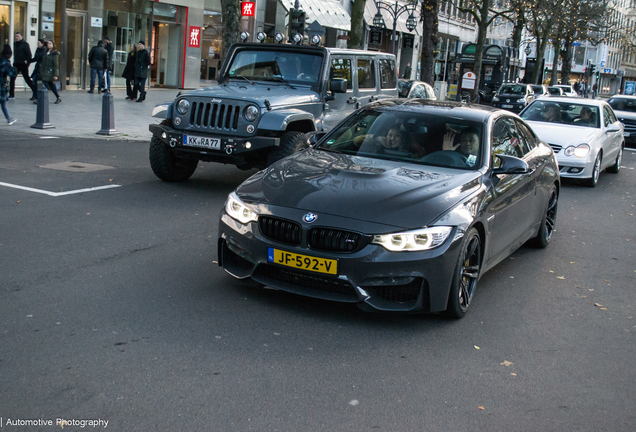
xmin=442 ymin=127 xmax=480 ymax=166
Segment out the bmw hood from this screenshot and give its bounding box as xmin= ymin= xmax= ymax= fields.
xmin=235 ymin=149 xmax=482 ymax=229
xmin=185 ymin=83 xmax=319 ymax=108
xmin=525 ymin=121 xmax=599 ymax=146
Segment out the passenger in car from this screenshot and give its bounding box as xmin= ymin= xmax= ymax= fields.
xmin=574 ymin=107 xmax=595 ymax=126
xmin=541 ymin=104 xmax=562 ymax=123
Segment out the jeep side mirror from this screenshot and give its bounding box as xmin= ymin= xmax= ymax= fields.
xmin=330 ymin=79 xmax=347 ymax=94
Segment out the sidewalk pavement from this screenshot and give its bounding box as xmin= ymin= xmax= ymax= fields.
xmin=0 ymin=87 xmax=182 ymax=141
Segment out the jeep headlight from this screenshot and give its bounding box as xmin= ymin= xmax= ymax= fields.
xmin=372 ymin=226 xmax=452 ymax=252
xmin=564 ymin=144 xmax=590 ymax=158
xmin=244 ymin=105 xmax=259 ymax=122
xmin=176 ymin=99 xmax=190 ymax=115
xmin=225 ymin=192 xmax=258 ymax=224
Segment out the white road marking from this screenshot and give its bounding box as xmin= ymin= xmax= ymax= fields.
xmin=0 ymin=182 xmax=121 ymax=196
xmin=40 ymin=136 xmax=60 ymax=139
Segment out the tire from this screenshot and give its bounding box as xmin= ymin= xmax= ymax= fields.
xmin=445 ymin=227 xmax=482 ymax=319
xmin=149 ymin=135 xmax=198 ymax=182
xmin=530 ymin=186 xmax=558 ymax=249
xmin=606 ymin=145 xmax=623 ymax=174
xmin=585 ymin=152 xmax=601 ymax=187
xmin=267 ymin=131 xmax=305 ymax=166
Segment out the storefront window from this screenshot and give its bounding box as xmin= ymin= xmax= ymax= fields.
xmin=201 ymin=10 xmax=224 ymax=82
xmin=14 ymin=2 xmax=27 ymax=39
xmin=66 ymin=0 xmax=87 ymax=11
xmin=1 ymin=5 xmax=11 ymax=46
xmin=102 ymin=0 xmax=150 ymax=87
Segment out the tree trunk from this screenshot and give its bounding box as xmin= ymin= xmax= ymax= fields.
xmin=550 ymin=42 xmax=560 ymax=85
xmin=511 ymin=10 xmax=524 ymax=48
xmin=560 ymin=41 xmax=573 ymax=84
xmin=470 ymin=4 xmax=490 ymax=100
xmin=419 ymin=0 xmax=439 ymax=85
xmin=222 ymin=0 xmax=241 ymax=60
xmin=349 ymin=0 xmax=366 ymax=49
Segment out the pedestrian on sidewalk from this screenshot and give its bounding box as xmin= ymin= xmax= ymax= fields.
xmin=134 ymin=41 xmax=150 ymax=102
xmin=29 ymin=39 xmax=46 ymax=100
xmin=102 ymin=35 xmax=114 ymax=92
xmin=1 ymin=44 xmax=18 ymax=125
xmin=9 ymin=32 xmax=35 ymax=99
xmin=592 ymin=83 xmax=598 ymax=99
xmin=122 ymin=43 xmax=137 ymax=100
xmin=87 ymin=40 xmax=108 ymax=93
xmin=39 ymin=39 xmax=61 ymax=104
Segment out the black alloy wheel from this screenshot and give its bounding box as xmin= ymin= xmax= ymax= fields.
xmin=531 ymin=186 xmax=558 ymax=248
xmin=446 ymin=228 xmax=482 ymax=318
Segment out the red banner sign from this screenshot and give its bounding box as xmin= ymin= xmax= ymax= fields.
xmin=241 ymin=2 xmax=256 ymax=16
xmin=188 ymin=26 xmax=201 ymax=48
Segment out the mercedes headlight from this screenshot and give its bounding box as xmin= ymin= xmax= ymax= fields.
xmin=492 ymin=96 xmax=500 ymax=102
xmin=176 ymin=99 xmax=190 ymax=115
xmin=244 ymin=105 xmax=259 ymax=122
xmin=372 ymin=226 xmax=453 ymax=252
xmin=225 ymin=192 xmax=258 ymax=224
xmin=564 ymin=143 xmax=590 ymax=158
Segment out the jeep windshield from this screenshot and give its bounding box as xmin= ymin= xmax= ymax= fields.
xmin=227 ymin=50 xmax=324 ymax=85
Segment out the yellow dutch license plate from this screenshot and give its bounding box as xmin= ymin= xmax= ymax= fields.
xmin=268 ymin=247 xmax=337 ymax=275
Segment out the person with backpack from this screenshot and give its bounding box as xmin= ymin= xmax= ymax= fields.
xmin=1 ymin=44 xmax=18 ymax=124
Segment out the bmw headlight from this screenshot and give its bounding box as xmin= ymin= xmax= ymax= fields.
xmin=176 ymin=99 xmax=190 ymax=115
xmin=492 ymin=96 xmax=500 ymax=102
xmin=372 ymin=226 xmax=453 ymax=252
xmin=564 ymin=143 xmax=590 ymax=158
xmin=225 ymin=192 xmax=258 ymax=224
xmin=244 ymin=105 xmax=259 ymax=122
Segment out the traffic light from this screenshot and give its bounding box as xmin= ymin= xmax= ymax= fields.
xmin=589 ymin=64 xmax=596 ymax=75
xmin=288 ymin=8 xmax=306 ymax=43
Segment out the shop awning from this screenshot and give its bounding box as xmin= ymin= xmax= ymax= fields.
xmin=279 ymin=0 xmax=351 ymax=32
xmin=364 ymin=1 xmax=422 ymax=36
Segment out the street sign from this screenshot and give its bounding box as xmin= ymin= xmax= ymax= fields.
xmin=369 ymin=30 xmax=382 ymax=45
xmin=461 ymin=71 xmax=476 ymax=90
xmin=604 ymin=68 xmax=612 ymax=74
xmin=305 ymin=20 xmax=326 ymax=40
xmin=600 ymin=60 xmax=605 ymax=68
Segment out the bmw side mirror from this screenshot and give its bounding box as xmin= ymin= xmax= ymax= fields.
xmin=492 ymin=154 xmax=530 ymax=175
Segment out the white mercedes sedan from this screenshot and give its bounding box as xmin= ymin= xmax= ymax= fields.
xmin=520 ymin=97 xmax=625 ymax=187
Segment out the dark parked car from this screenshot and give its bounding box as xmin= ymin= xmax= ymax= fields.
xmin=218 ymin=100 xmax=560 ymax=318
xmin=607 ymin=95 xmax=636 ymax=147
xmin=491 ymin=84 xmax=535 ymax=112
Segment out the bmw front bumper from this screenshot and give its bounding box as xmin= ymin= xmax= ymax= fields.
xmin=217 ymin=211 xmax=464 ymax=314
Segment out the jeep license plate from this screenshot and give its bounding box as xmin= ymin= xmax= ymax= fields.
xmin=502 ymin=104 xmax=513 ymax=108
xmin=183 ymin=135 xmax=221 ymax=149
xmin=268 ymin=247 xmax=337 ymax=275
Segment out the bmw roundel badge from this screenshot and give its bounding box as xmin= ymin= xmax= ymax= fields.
xmin=303 ymin=213 xmax=317 ymax=223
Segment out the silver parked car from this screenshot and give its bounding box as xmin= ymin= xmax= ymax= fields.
xmin=520 ymin=97 xmax=625 ymax=187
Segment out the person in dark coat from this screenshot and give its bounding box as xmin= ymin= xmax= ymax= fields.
xmin=29 ymin=39 xmax=46 ymax=100
xmin=134 ymin=41 xmax=150 ymax=102
xmin=39 ymin=39 xmax=61 ymax=104
xmin=121 ymin=44 xmax=137 ymax=100
xmin=1 ymin=44 xmax=18 ymax=124
xmin=102 ymin=35 xmax=114 ymax=92
xmin=9 ymin=32 xmax=35 ymax=99
xmin=87 ymin=40 xmax=108 ymax=93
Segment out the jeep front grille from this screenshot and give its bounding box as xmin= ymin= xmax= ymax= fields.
xmin=190 ymin=102 xmax=241 ymax=130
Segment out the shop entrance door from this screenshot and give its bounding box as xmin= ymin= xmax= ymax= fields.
xmin=151 ymin=21 xmax=180 ymax=87
xmin=65 ymin=10 xmax=88 ymax=89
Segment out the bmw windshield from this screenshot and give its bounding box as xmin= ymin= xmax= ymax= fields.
xmin=318 ymin=108 xmax=484 ymax=170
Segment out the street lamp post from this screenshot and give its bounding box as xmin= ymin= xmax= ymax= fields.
xmin=373 ymin=0 xmax=419 ymax=54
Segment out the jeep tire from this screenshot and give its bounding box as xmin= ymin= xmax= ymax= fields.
xmin=267 ymin=131 xmax=305 ymax=165
xmin=149 ymin=135 xmax=199 ymax=182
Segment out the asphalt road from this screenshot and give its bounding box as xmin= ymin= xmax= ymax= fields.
xmin=1 ymin=131 xmax=635 ymax=431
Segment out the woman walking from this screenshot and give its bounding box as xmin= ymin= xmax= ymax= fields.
xmin=1 ymin=44 xmax=18 ymax=124
xmin=29 ymin=39 xmax=46 ymax=101
xmin=38 ymin=39 xmax=61 ymax=104
xmin=121 ymin=44 xmax=137 ymax=100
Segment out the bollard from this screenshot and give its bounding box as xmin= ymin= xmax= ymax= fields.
xmin=31 ymin=85 xmax=54 ymax=129
xmin=97 ymin=90 xmax=117 ymax=135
